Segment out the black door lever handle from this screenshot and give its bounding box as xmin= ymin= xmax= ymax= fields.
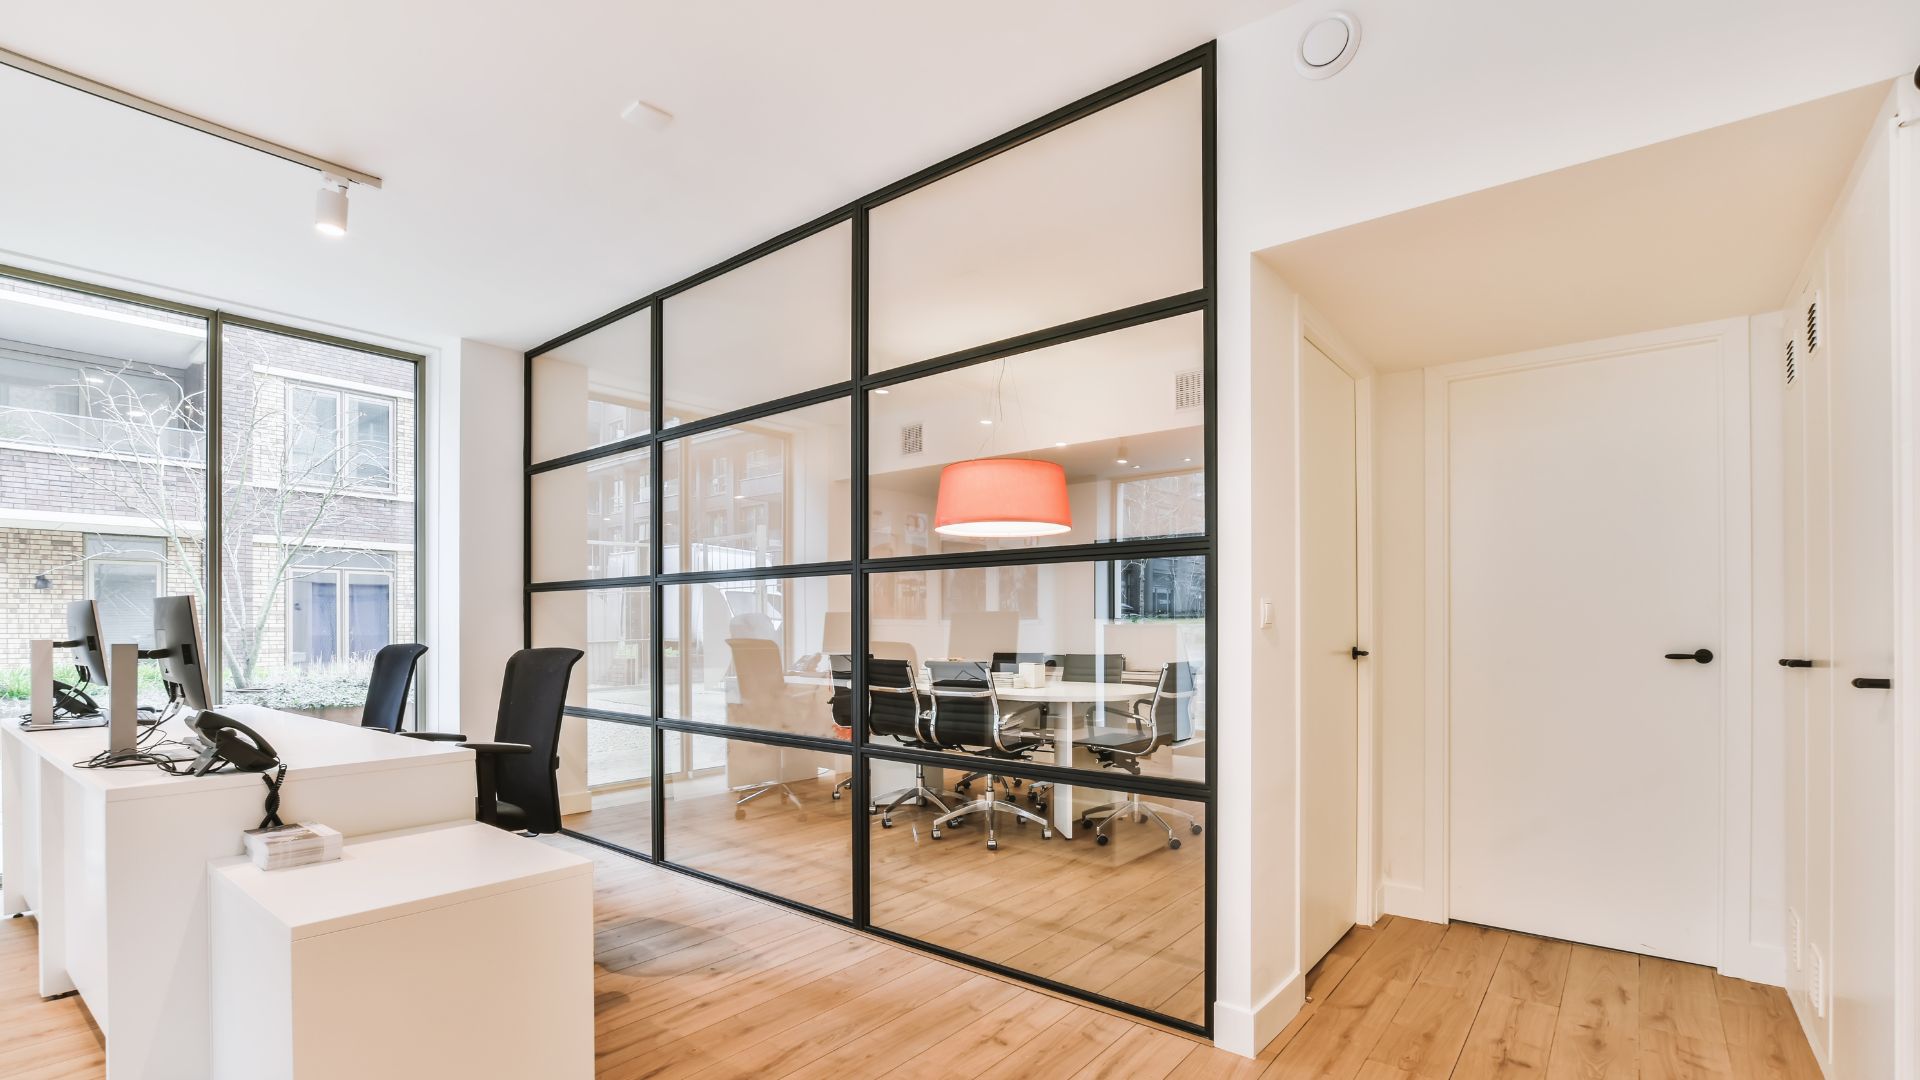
xmin=1852 ymin=677 xmax=1892 ymax=689
xmin=1779 ymin=659 xmax=1815 ymax=668
xmin=1664 ymin=649 xmax=1714 ymax=664
xmin=1351 ymin=647 xmax=1369 ymax=660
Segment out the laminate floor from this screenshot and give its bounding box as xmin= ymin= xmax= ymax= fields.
xmin=0 ymin=838 xmax=1821 ymax=1079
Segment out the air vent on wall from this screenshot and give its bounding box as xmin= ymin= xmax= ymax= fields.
xmin=1784 ymin=337 xmax=1796 ymax=385
xmin=1806 ymin=294 xmax=1821 ymax=354
xmin=1174 ymin=369 xmax=1204 ymax=411
xmin=899 ymin=422 xmax=923 ymax=456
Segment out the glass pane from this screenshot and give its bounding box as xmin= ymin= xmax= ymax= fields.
xmin=659 ymin=397 xmax=851 ymax=573
xmin=532 ymin=587 xmax=652 ymax=716
xmin=865 ymin=556 xmax=1206 ymax=782
xmin=663 ymin=222 xmax=851 ymax=424
xmin=531 ymin=307 xmax=651 ymax=463
xmin=219 ymin=323 xmax=417 ymax=701
xmin=566 ymin=718 xmax=653 ymax=858
xmin=666 ymin=734 xmax=852 ymax=915
xmin=869 ymin=73 xmax=1202 ymax=370
xmin=868 ymin=312 xmax=1203 ymax=554
xmin=0 ymin=275 xmax=207 ymax=711
xmin=869 ymin=774 xmax=1206 ymax=1025
xmin=662 ymin=575 xmax=853 ymax=740
xmin=532 ymin=445 xmax=651 ymax=582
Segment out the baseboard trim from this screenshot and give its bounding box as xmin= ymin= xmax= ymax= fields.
xmin=1213 ymin=970 xmax=1306 ymax=1057
xmin=1720 ymin=940 xmax=1788 ymax=989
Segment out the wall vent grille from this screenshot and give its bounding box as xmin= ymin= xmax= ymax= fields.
xmin=899 ymin=422 xmax=923 ymax=456
xmin=1785 ymin=338 xmax=1796 ymax=385
xmin=1174 ymin=369 xmax=1204 ymax=410
xmin=1806 ymin=296 xmax=1821 ymax=353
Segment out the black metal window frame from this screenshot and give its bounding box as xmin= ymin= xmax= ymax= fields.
xmin=524 ymin=42 xmax=1217 ymax=1036
xmin=0 ymin=263 xmax=430 ymax=715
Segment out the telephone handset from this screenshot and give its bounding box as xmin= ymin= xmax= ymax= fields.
xmin=51 ymin=679 xmax=99 ymax=717
xmin=187 ymin=710 xmax=281 ymax=775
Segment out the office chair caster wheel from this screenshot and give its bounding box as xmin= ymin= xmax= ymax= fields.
xmin=1011 ymin=778 xmax=1023 ymax=788
xmin=881 ymin=817 xmax=894 ymax=828
xmin=831 ymin=790 xmax=842 ymax=800
xmin=1169 ymin=838 xmax=1182 ymax=850
xmin=930 ymin=828 xmax=943 ymax=839
xmin=1191 ymin=823 xmax=1204 ymax=835
xmin=1096 ymin=833 xmax=1111 ymax=846
xmin=1080 ymin=816 xmax=1092 ymax=828
xmin=1042 ymin=828 xmax=1053 ymax=840
xmin=867 ymin=804 xmax=878 ymax=815
xmin=987 ymin=839 xmax=999 ymax=851
xmin=1034 ymin=802 xmax=1048 ymax=814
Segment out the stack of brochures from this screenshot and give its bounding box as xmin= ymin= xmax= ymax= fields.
xmin=242 ymin=822 xmax=344 ymax=870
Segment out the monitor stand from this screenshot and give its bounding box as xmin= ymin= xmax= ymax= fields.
xmin=20 ymin=639 xmax=107 ymax=731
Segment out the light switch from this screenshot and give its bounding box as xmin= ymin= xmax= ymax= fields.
xmin=1259 ymin=599 xmax=1273 ymax=628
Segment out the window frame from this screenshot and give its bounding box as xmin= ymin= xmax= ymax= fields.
xmin=283 ymin=380 xmax=399 ymax=495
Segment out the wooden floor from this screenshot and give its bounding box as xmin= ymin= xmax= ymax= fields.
xmin=0 ymin=842 xmax=1820 ymax=1079
xmin=568 ymin=769 xmax=1208 ymax=1023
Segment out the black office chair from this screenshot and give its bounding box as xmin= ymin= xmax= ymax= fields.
xmin=359 ymin=643 xmax=427 ymax=733
xmin=866 ymin=657 xmax=954 ymax=827
xmin=925 ymin=661 xmax=1051 ymax=849
xmin=1050 ymin=653 xmax=1124 ymax=683
xmin=1080 ymin=661 xmax=1203 ymax=849
xmin=828 ymin=653 xmax=854 ymax=800
xmin=403 ymin=647 xmax=582 ymax=834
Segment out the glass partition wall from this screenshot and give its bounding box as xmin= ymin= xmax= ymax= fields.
xmin=526 ymin=45 xmax=1214 ymax=1033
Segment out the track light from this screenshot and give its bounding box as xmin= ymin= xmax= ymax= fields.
xmin=314 ymin=173 xmax=350 ymax=237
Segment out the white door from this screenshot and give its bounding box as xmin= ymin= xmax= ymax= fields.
xmin=1300 ymin=339 xmax=1359 ymax=967
xmin=1447 ymin=341 xmax=1724 ymax=964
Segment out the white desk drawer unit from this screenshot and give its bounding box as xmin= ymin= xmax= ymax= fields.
xmin=208 ymin=822 xmax=593 ymax=1080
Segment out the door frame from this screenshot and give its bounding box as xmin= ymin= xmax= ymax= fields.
xmin=1300 ymin=303 xmax=1378 ymax=929
xmin=1420 ymin=316 xmax=1768 ymax=979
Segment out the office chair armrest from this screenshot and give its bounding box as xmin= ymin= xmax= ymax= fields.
xmin=398 ymin=731 xmax=469 ymax=743
xmin=465 ymin=741 xmax=533 ymax=755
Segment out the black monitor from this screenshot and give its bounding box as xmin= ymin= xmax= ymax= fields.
xmin=62 ymin=599 xmax=110 ymax=687
xmin=152 ymin=595 xmax=210 ymax=711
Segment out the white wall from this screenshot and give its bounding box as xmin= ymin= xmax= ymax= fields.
xmin=1210 ymin=0 xmax=1918 ymax=1054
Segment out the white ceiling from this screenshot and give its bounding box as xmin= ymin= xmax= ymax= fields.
xmin=0 ymin=1 xmax=1290 ymax=352
xmin=1257 ymin=81 xmax=1892 ymax=371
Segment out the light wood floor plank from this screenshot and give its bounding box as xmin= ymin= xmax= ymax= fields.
xmin=1367 ymin=922 xmax=1512 ymax=1078
xmin=1637 ymin=957 xmax=1734 ymax=1080
xmin=1546 ymin=945 xmax=1639 ymax=1080
xmin=1712 ymin=974 xmax=1822 ymax=1080
xmin=1265 ymin=916 xmax=1452 ymax=1079
xmin=1487 ymin=934 xmax=1574 ymax=1006
xmin=1071 ymin=1022 xmax=1205 ymax=1080
xmin=1456 ymin=992 xmax=1558 ymax=1079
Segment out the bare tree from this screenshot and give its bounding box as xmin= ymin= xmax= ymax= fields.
xmin=0 ymin=361 xmax=389 ymax=688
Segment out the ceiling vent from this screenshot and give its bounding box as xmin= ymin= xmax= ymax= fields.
xmin=1784 ymin=337 xmax=1796 ymax=385
xmin=1296 ymin=12 xmax=1361 ymax=79
xmin=899 ymin=422 xmax=923 ymax=456
xmin=1174 ymin=369 xmax=1204 ymax=411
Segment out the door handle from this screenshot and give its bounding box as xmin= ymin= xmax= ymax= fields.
xmin=1664 ymin=649 xmax=1714 ymax=664
xmin=1852 ymin=677 xmax=1892 ymax=690
xmin=1778 ymin=659 xmax=1815 ymax=668
xmin=1351 ymin=647 xmax=1369 ymax=660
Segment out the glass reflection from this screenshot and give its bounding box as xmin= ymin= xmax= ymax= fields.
xmin=531 ymin=307 xmax=650 ymax=462
xmin=660 ymin=398 xmax=851 ymax=572
xmin=531 ymin=587 xmax=651 ymax=716
xmin=531 ymin=445 xmax=651 ymax=582
xmin=868 ymin=769 xmax=1206 ymax=1024
xmin=662 ymin=575 xmax=853 ymax=740
xmin=568 ymin=718 xmax=653 ymax=858
xmin=666 ymin=735 xmax=852 ymax=916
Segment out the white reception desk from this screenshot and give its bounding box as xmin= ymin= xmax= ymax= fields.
xmin=0 ymin=705 xmax=476 ymax=1080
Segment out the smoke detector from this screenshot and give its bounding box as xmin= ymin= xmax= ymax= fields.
xmin=1297 ymin=12 xmax=1360 ymax=79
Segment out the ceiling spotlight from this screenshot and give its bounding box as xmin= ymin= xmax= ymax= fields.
xmin=873 ymin=388 xmax=890 ymax=395
xmin=979 ymin=418 xmax=994 ymax=426
xmin=314 ymin=173 xmax=350 ymax=237
xmin=1115 ymin=442 xmax=1129 ymax=466
xmin=1054 ymin=441 xmax=1067 ymax=448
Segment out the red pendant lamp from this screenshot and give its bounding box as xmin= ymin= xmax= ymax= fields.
xmin=934 ymin=458 xmax=1072 ymax=538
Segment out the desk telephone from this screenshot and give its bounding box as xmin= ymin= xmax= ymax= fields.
xmin=186 ymin=710 xmax=281 ymax=775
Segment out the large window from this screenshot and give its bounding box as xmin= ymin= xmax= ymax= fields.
xmin=525 ymin=47 xmax=1213 ymax=1035
xmin=0 ymin=272 xmax=422 ymax=720
xmin=219 ymin=323 xmax=420 ymax=716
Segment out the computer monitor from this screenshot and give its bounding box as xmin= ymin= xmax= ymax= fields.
xmin=152 ymin=594 xmax=210 ymax=711
xmin=62 ymin=599 xmax=110 ymax=687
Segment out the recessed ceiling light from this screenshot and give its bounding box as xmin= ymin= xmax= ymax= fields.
xmin=1183 ymin=457 xmax=1192 ymax=463
xmin=314 ymin=173 xmax=349 ymax=237
xmin=1132 ymin=464 xmax=1141 ymax=470
xmin=873 ymin=388 xmax=890 ymax=395
xmin=979 ymin=419 xmax=993 ymax=426
xmin=1054 ymin=441 xmax=1067 ymax=448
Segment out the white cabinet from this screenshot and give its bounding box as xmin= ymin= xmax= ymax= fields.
xmin=208 ymin=822 xmax=594 ymax=1080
